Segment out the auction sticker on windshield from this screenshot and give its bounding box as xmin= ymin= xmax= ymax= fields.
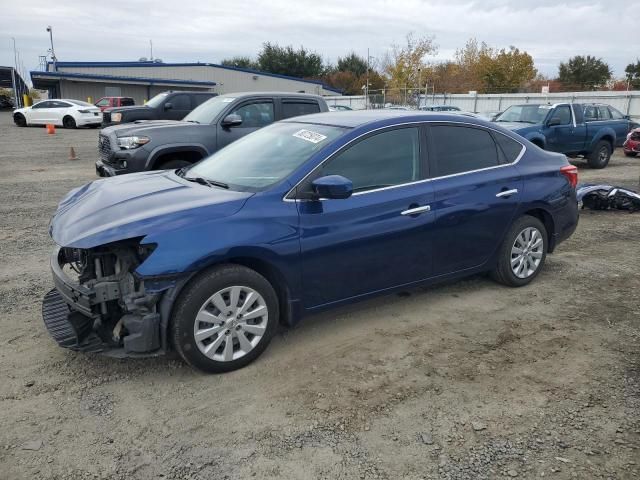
xmin=293 ymin=129 xmax=327 ymax=144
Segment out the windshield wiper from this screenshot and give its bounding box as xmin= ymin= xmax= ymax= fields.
xmin=184 ymin=176 xmax=229 ymax=189
xmin=186 ymin=120 xmax=200 ymax=124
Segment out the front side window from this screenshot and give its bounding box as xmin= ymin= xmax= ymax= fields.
xmin=230 ymin=101 xmax=274 ymax=128
xmin=32 ymin=101 xmax=53 ymax=109
xmin=186 ymin=122 xmax=345 ymax=191
xmin=584 ymin=106 xmax=597 ymax=121
xmin=170 ymin=94 xmax=191 ymax=110
xmin=430 ymin=125 xmax=499 ymax=177
xmin=319 ymin=127 xmax=421 ymax=193
xmin=597 ymin=106 xmax=612 ymax=120
xmin=609 ymin=107 xmax=624 ymax=120
xmin=282 ymin=101 xmax=321 ymax=119
xmin=549 ymin=105 xmax=572 ymax=125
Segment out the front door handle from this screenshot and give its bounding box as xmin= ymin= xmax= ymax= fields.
xmin=496 ymin=188 xmax=518 ymax=198
xmin=401 ymin=205 xmax=431 ymax=216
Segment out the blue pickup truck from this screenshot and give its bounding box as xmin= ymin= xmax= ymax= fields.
xmin=494 ymin=103 xmax=633 ymax=168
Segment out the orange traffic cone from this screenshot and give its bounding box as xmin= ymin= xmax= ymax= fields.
xmin=69 ymin=147 xmax=77 ymax=161
xmin=46 ymin=124 xmax=55 ymax=135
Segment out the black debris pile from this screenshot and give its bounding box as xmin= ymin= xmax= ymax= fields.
xmin=577 ymin=184 xmax=640 ymax=212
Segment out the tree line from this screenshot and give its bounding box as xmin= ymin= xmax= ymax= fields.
xmin=221 ymin=36 xmax=640 ymax=96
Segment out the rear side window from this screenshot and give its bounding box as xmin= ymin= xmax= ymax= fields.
xmin=493 ymin=133 xmax=523 ymax=163
xmin=282 ymin=101 xmax=321 ymax=119
xmin=597 ymin=106 xmax=611 ymax=120
xmin=430 ymin=126 xmax=499 ymax=177
xmin=320 ymin=127 xmax=421 ymax=192
xmin=170 ymin=94 xmax=191 ymax=110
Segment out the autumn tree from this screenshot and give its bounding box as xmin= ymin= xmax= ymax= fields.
xmin=383 ymin=32 xmax=438 ymax=95
xmin=558 ymin=55 xmax=612 ymax=90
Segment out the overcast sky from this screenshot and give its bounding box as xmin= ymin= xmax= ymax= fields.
xmin=1 ymin=0 xmax=637 ymax=82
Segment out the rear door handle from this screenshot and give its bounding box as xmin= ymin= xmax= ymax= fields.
xmin=496 ymin=189 xmax=518 ymax=198
xmin=401 ymin=205 xmax=431 ymax=216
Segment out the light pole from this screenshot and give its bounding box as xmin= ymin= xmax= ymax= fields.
xmin=11 ymin=37 xmax=19 ymax=107
xmin=46 ymin=25 xmax=57 ymax=70
xmin=417 ymin=68 xmax=422 ymax=109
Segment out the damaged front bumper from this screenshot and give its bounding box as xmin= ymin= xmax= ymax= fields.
xmin=42 ymin=245 xmax=166 ymax=357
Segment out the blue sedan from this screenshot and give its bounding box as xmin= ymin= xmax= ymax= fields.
xmin=43 ymin=111 xmax=579 ymax=372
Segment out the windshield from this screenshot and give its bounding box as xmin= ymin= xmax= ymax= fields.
xmin=496 ymin=105 xmax=552 ymax=124
xmin=185 ymin=122 xmax=347 ymax=191
xmin=145 ymin=93 xmax=169 ymax=108
xmin=183 ymin=96 xmax=235 ymax=124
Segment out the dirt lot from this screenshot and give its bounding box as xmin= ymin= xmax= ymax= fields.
xmin=0 ymin=111 xmax=638 ymax=480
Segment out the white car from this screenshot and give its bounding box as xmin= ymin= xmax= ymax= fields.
xmin=13 ymin=99 xmax=102 ymax=129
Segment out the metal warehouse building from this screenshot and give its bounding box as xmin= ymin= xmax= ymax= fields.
xmin=30 ymin=61 xmax=341 ymax=103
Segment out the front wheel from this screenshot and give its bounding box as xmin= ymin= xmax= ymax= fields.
xmin=62 ymin=116 xmax=77 ymax=129
xmin=587 ymin=140 xmax=611 ymax=169
xmin=491 ymin=215 xmax=548 ymax=287
xmin=13 ymin=113 xmax=26 ymax=127
xmin=171 ymin=264 xmax=279 ymax=373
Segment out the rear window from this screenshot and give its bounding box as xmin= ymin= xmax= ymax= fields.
xmin=282 ymin=101 xmax=321 ymax=119
xmin=493 ymin=133 xmax=523 ymax=163
xmin=431 ymin=125 xmax=500 ymax=177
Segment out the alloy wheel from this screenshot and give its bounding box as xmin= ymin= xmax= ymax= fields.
xmin=510 ymin=227 xmax=544 ymax=279
xmin=193 ymin=285 xmax=268 ymax=362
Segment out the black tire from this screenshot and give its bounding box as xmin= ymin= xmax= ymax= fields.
xmin=587 ymin=140 xmax=611 ymax=169
xmin=158 ymin=158 xmax=191 ymax=170
xmin=62 ymin=116 xmax=77 ymax=129
xmin=171 ymin=264 xmax=279 ymax=373
xmin=624 ymin=151 xmax=637 ymax=158
xmin=490 ymin=215 xmax=548 ymax=288
xmin=13 ymin=113 xmax=26 ymax=127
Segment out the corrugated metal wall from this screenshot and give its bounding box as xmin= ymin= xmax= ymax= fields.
xmin=56 ymin=64 xmax=336 ymax=96
xmin=57 ymin=80 xmax=210 ymax=104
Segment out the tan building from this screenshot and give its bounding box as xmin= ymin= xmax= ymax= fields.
xmin=31 ymin=61 xmax=340 ymax=103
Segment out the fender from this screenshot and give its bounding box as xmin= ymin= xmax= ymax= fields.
xmin=524 ymin=132 xmax=546 ymax=149
xmin=146 ymin=143 xmax=210 ymax=169
xmin=587 ymin=127 xmax=616 ymax=152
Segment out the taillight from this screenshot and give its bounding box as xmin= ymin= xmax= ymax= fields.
xmin=560 ymin=165 xmax=578 ymax=188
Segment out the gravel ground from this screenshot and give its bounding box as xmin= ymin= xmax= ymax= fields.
xmin=0 ymin=111 xmax=639 ymax=480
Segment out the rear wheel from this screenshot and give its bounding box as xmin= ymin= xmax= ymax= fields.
xmin=587 ymin=140 xmax=611 ymax=169
xmin=491 ymin=215 xmax=548 ymax=287
xmin=158 ymin=158 xmax=191 ymax=170
xmin=624 ymin=151 xmax=637 ymax=158
xmin=13 ymin=113 xmax=26 ymax=127
xmin=171 ymin=264 xmax=279 ymax=373
xmin=62 ymin=116 xmax=77 ymax=129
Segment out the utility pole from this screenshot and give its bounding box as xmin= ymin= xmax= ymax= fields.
xmin=365 ymin=48 xmax=369 ymax=110
xmin=150 ymin=40 xmax=154 ymax=61
xmin=46 ymin=26 xmax=57 ymax=70
xmin=417 ymin=68 xmax=422 ymax=109
xmin=11 ymin=38 xmax=20 ymax=107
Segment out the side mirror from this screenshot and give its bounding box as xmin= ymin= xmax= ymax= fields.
xmin=221 ymin=114 xmax=243 ymax=127
xmin=547 ymin=117 xmax=561 ymax=127
xmin=164 ymin=102 xmax=173 ymax=111
xmin=311 ymin=175 xmax=353 ymax=200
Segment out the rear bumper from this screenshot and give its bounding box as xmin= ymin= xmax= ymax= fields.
xmin=76 ymin=114 xmax=102 ymax=126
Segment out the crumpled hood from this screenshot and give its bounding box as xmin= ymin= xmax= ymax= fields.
xmin=50 ymin=170 xmax=252 ymax=248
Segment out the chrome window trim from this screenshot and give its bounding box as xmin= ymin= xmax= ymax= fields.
xmin=283 ymin=120 xmax=526 ymax=202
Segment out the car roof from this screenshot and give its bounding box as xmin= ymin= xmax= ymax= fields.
xmin=283 ymin=110 xmax=492 ymax=129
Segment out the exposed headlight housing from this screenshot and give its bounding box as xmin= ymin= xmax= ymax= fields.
xmin=117 ymin=136 xmax=150 ymax=150
xmin=111 ymin=112 xmax=123 ymax=122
